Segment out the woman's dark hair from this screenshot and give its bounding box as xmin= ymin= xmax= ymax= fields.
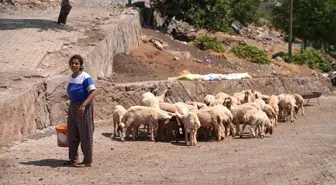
xmin=69 ymin=55 xmax=84 ymax=71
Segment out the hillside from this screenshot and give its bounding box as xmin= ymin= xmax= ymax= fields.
xmin=112 ymin=28 xmax=318 ymax=83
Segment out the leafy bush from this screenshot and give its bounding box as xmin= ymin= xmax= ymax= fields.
xmin=326 ymin=45 xmax=336 ymax=59
xmin=222 ymin=27 xmax=236 ymax=35
xmin=282 ymin=50 xmax=331 ymax=72
xmin=272 ymin=51 xmax=285 ymax=59
xmin=230 ymin=45 xmax=270 ymax=64
xmin=193 ymin=36 xmax=225 ymax=52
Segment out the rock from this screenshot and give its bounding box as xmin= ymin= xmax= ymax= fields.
xmin=275 ymin=56 xmax=284 ymax=62
xmin=149 ymin=38 xmax=168 ymax=50
xmin=182 ymin=51 xmax=191 ymax=59
xmin=231 ymin=20 xmax=244 ymax=34
xmin=173 ymin=57 xmax=179 ymax=61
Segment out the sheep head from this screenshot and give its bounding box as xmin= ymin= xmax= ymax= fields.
xmin=223 ymin=97 xmax=233 ymax=109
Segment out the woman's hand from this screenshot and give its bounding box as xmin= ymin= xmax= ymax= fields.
xmin=79 ymin=104 xmax=86 ymax=116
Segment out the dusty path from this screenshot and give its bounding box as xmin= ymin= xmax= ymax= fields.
xmin=1 ymin=96 xmax=336 ymax=185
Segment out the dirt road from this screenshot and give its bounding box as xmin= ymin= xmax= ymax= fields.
xmin=1 ymin=96 xmax=336 ymax=185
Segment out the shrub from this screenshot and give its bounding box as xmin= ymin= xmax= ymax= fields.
xmin=222 ymin=27 xmax=236 ymax=35
xmin=230 ymin=45 xmax=270 ymax=64
xmin=282 ymin=50 xmax=331 ymax=72
xmin=193 ymin=36 xmax=225 ymax=52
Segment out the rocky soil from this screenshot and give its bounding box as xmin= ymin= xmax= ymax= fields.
xmin=0 ymin=96 xmax=336 ymax=185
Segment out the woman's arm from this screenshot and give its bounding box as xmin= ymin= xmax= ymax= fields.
xmin=79 ymin=89 xmax=98 ymax=115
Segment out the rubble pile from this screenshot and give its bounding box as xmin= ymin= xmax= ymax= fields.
xmin=231 ymin=21 xmax=285 ymax=45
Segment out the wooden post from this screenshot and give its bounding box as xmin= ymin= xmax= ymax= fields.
xmin=288 ymin=0 xmax=293 ymax=63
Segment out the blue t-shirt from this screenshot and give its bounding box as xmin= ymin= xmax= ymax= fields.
xmin=67 ymin=71 xmax=96 ymax=102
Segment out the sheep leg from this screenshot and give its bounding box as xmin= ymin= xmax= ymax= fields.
xmin=189 ymin=130 xmax=194 ymax=146
xmin=219 ymin=123 xmax=225 ymax=140
xmin=149 ymin=124 xmax=155 ymax=141
xmin=113 ymin=120 xmax=117 ymax=138
xmin=216 ymin=126 xmax=222 ymax=142
xmin=290 ymin=107 xmax=295 ymax=122
xmin=249 ymin=126 xmax=256 ymax=138
xmin=259 ymin=124 xmax=265 ymax=138
xmin=240 ymin=124 xmax=247 ymax=138
xmin=235 ymin=122 xmax=240 ymax=137
xmin=278 ymin=106 xmax=283 ymax=119
xmin=184 ymin=125 xmax=189 ymax=145
xmin=301 ymin=104 xmax=305 ymax=116
xmin=132 ymin=125 xmax=137 ymax=141
xmin=254 ymin=126 xmax=258 ymax=137
xmin=193 ymin=129 xmax=198 ymax=145
xmin=228 ymin=122 xmax=235 ymax=137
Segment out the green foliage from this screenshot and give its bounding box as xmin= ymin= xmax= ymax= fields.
xmin=151 ymin=0 xmax=263 ymax=32
xmin=326 ymin=45 xmax=336 ymax=59
xmin=231 ymin=0 xmax=262 ymax=26
xmin=223 ymin=27 xmax=236 ymax=35
xmin=230 ymin=45 xmax=270 ymax=64
xmin=255 ymin=10 xmax=272 ymax=27
xmin=187 ymin=0 xmax=233 ymax=32
xmin=282 ymin=50 xmax=331 ymax=72
xmin=271 ymin=0 xmax=336 ymax=48
xmin=193 ymin=36 xmax=225 ymax=52
xmin=272 ymin=51 xmax=285 ymax=59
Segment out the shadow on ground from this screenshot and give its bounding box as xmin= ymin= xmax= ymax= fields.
xmin=20 ymin=159 xmax=69 ymax=168
xmin=0 ymin=19 xmax=76 ymax=32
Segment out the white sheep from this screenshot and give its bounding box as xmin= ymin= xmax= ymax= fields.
xmin=204 ymin=94 xmax=215 ymax=106
xmin=157 ymin=102 xmax=184 ymax=142
xmin=252 ymin=90 xmax=270 ymax=102
xmin=224 ymin=97 xmax=259 ymax=137
xmin=215 ymin=92 xmax=230 ymax=100
xmin=120 ymin=106 xmax=173 ymax=141
xmin=292 ymin=94 xmax=305 ymax=116
xmin=196 ymin=106 xmax=226 ymax=141
xmin=182 ymin=110 xmax=201 ymax=146
xmin=173 ymin=102 xmax=203 ymax=145
xmin=209 ymin=98 xmax=224 ymax=107
xmin=278 ymin=95 xmax=297 ymax=122
xmin=233 ymin=90 xmax=255 ymax=104
xmin=240 ymin=109 xmax=273 ymax=138
xmin=112 ymin=105 xmax=127 ymax=139
xmin=268 ymin=95 xmax=279 ymax=126
xmin=185 ymin=101 xmax=208 ymax=109
xmin=212 ymin=105 xmax=234 ymax=138
xmin=253 ymin=98 xmax=266 ymax=108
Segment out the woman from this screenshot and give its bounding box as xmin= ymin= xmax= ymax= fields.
xmin=57 ymin=0 xmax=72 ymax=25
xmin=64 ymin=55 xmax=97 ymax=167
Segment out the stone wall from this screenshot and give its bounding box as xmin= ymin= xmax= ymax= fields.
xmin=0 ymin=83 xmax=49 ymax=146
xmin=93 ymin=77 xmax=333 ymax=121
xmin=83 ymin=13 xmax=141 ymax=79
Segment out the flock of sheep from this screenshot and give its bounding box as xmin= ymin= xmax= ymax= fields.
xmin=112 ymin=88 xmax=305 ymax=146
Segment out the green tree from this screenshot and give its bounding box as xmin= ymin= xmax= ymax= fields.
xmin=187 ymin=0 xmax=233 ymax=32
xmin=271 ymin=0 xmax=336 ymax=48
xmin=151 ymin=0 xmax=263 ymax=32
xmin=231 ymin=0 xmax=262 ymax=26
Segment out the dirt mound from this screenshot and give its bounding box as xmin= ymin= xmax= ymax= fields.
xmin=112 ymin=52 xmax=170 ymax=83
xmin=111 ymin=28 xmax=317 ymax=82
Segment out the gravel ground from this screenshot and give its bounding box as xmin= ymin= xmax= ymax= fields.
xmin=0 ymin=96 xmax=336 ymax=185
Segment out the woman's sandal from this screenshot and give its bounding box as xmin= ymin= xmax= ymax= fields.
xmin=74 ymin=162 xmax=92 ymax=168
xmin=63 ymin=160 xmax=76 ymax=166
